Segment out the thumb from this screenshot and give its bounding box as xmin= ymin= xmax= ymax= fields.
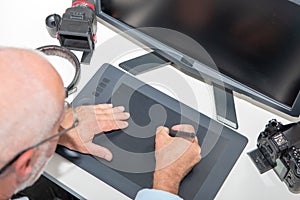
xmin=156 ymin=126 xmax=169 ymax=135
xmin=84 ymin=142 xmax=113 ymax=161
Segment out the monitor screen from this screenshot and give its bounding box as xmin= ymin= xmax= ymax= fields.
xmin=97 ymin=0 xmax=300 ymax=116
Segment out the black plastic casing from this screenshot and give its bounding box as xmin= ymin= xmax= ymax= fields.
xmin=58 ymin=6 xmax=96 ymax=52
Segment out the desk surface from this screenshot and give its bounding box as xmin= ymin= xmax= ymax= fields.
xmin=1 ymin=0 xmax=299 ymax=199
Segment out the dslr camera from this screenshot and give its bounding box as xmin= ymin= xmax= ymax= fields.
xmin=248 ymin=119 xmax=300 ymax=193
xmin=46 ymin=0 xmax=97 ymax=64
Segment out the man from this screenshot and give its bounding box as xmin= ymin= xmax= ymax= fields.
xmin=0 ymin=47 xmax=201 ymax=199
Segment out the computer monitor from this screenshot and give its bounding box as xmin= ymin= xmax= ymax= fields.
xmin=96 ymin=0 xmax=300 ymax=117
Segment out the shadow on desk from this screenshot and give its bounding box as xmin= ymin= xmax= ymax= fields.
xmin=12 ymin=175 xmax=83 ymax=200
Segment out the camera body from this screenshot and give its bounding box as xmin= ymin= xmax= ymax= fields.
xmin=46 ymin=0 xmax=97 ymax=64
xmin=248 ymin=119 xmax=300 ymax=193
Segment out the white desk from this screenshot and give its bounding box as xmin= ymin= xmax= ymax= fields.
xmin=1 ymin=0 xmax=299 ymax=199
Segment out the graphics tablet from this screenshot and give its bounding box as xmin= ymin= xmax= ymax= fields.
xmin=56 ymin=64 xmax=248 ymax=200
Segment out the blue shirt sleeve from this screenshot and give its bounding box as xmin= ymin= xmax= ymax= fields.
xmin=135 ymin=189 xmax=183 ymax=200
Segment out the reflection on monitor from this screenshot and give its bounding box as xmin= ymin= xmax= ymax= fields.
xmin=97 ymin=0 xmax=300 ymax=116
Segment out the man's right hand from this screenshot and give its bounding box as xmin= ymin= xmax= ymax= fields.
xmin=58 ymin=104 xmax=130 ymax=161
xmin=153 ymin=124 xmax=201 ymax=195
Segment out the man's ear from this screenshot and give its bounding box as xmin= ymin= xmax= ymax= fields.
xmin=14 ymin=149 xmax=35 ymax=182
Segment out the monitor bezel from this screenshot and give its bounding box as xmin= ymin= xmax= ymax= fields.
xmin=95 ymin=1 xmax=300 ymax=117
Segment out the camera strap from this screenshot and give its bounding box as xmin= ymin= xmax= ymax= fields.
xmin=36 ymin=45 xmax=81 ymax=98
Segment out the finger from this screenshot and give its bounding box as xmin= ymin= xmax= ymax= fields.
xmin=198 ymin=144 xmax=202 ymax=154
xmin=190 ymin=144 xmax=202 ymax=165
xmin=114 ymin=112 xmax=130 ymax=120
xmin=95 ymin=112 xmax=130 ymax=121
xmin=155 ymin=126 xmax=169 ymax=143
xmin=98 ymin=120 xmax=129 ymax=132
xmin=193 ymin=135 xmax=199 ymax=144
xmin=171 ymin=124 xmax=195 ymax=133
xmin=115 ymin=121 xmax=129 ymax=129
xmin=94 ymin=104 xmax=113 ymax=109
xmin=84 ymin=142 xmax=113 ymax=161
xmin=95 ymin=106 xmax=125 ymax=114
xmin=156 ymin=126 xmax=169 ymax=135
xmin=155 ymin=126 xmax=171 ymax=150
xmin=188 ymin=138 xmax=201 ymax=158
xmin=171 ymin=124 xmax=197 ymax=143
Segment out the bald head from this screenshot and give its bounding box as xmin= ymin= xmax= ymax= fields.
xmin=0 ymin=48 xmax=64 ymax=101
xmin=0 ymin=47 xmax=65 ymax=162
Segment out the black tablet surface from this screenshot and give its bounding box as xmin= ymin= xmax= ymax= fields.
xmin=56 ymin=64 xmax=248 ymax=200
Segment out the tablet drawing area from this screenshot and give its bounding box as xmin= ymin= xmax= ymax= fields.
xmin=57 ymin=64 xmax=248 ymax=200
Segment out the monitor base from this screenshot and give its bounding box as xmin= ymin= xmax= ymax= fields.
xmin=119 ymin=52 xmax=171 ymax=75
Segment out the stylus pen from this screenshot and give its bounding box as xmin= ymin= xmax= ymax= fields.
xmin=169 ymin=130 xmax=196 ymax=140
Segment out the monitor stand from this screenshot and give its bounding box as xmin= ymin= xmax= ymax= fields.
xmin=81 ymin=50 xmax=94 ymax=64
xmin=119 ymin=52 xmax=171 ymax=75
xmin=213 ymin=84 xmax=238 ymax=129
xmin=119 ymin=52 xmax=238 ymax=129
